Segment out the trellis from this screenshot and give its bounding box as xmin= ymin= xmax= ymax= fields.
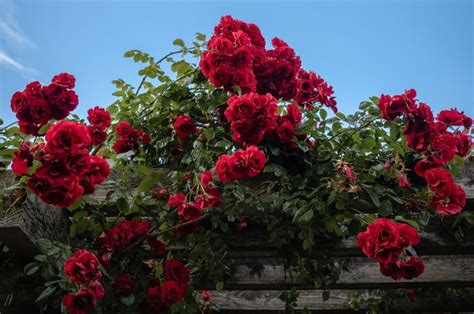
xmin=1 ymin=159 xmax=473 ymax=312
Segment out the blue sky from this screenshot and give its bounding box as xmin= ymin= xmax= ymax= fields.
xmin=1 ymin=0 xmax=472 ymax=125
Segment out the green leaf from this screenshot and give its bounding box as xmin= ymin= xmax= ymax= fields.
xmin=379 ymin=200 xmax=392 ymax=217
xmin=173 ymin=38 xmax=185 ymax=47
xmin=121 ymin=294 xmax=135 ymax=305
xmin=196 ymin=32 xmax=206 ymax=42
xmin=395 ymin=216 xmax=420 ymax=230
xmin=116 ymin=197 xmax=129 ymax=212
xmin=366 ymin=189 xmax=380 ymax=208
xmin=369 ymin=96 xmax=380 ymax=105
xmin=320 ymin=108 xmax=327 ymax=120
xmin=36 ymin=286 xmax=56 ymax=303
xmin=216 ymin=281 xmax=224 ymax=290
xmin=322 ymin=289 xmax=330 ymax=301
xmin=34 ymin=255 xmax=47 ymax=262
xmin=37 ymin=124 xmax=51 ymax=135
xmin=25 ymin=265 xmax=39 ymax=276
xmin=124 ymin=50 xmax=135 ymax=58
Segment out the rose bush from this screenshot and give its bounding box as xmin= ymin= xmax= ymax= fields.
xmin=0 ymin=15 xmax=473 ymax=313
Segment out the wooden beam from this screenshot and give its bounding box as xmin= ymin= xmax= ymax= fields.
xmin=224 ymin=255 xmax=474 ymax=289
xmin=210 ymin=288 xmax=474 ymax=312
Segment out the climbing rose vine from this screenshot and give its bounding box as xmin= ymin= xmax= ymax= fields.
xmin=1 ymin=14 xmax=472 ymax=313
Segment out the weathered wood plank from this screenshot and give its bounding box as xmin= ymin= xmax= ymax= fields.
xmin=223 ymin=231 xmax=474 ymax=257
xmin=210 ymin=288 xmax=474 ymax=312
xmin=0 ymin=200 xmax=68 ymax=258
xmin=224 ymin=255 xmax=474 ymax=289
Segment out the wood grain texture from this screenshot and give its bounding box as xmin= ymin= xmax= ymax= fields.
xmin=224 ymin=255 xmax=474 ymax=289
xmin=210 ymin=289 xmax=474 ymax=312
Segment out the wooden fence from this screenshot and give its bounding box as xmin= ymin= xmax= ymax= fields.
xmin=1 ymin=159 xmax=473 ymax=312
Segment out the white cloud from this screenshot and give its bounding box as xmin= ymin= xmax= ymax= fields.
xmin=0 ymin=0 xmax=37 ymax=75
xmin=0 ymin=50 xmax=36 ymax=74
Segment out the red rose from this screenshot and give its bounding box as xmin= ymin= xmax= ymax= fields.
xmin=431 ymin=183 xmax=466 ymax=216
xmin=64 ymin=250 xmax=101 ymax=285
xmin=403 ymin=103 xmax=436 ymax=152
xmin=29 ymin=97 xmax=51 ymax=124
xmin=437 ymin=108 xmax=472 ymax=129
xmin=116 ymin=121 xmax=133 ymax=137
xmin=379 ymin=261 xmax=403 ymax=280
xmin=343 ymin=166 xmax=356 ymax=182
xmin=101 ymin=220 xmax=151 ymax=251
xmin=453 ymin=131 xmax=472 ymax=157
xmin=63 ymin=289 xmax=96 ymax=314
xmin=400 ymin=256 xmax=425 ymax=279
xmin=87 ymin=125 xmax=108 ymax=146
xmin=215 ymin=146 xmax=266 ymax=182
xmin=236 ymin=218 xmax=248 ymax=232
xmin=147 ymin=238 xmax=166 ymax=256
xmin=286 ymin=104 xmax=302 ymax=125
xmin=174 ymin=115 xmax=198 ymax=140
xmin=152 ymin=186 xmax=170 ymax=200
xmin=378 ymin=89 xmax=416 ymax=121
xmin=113 ymin=274 xmax=138 ymax=296
xmin=87 ymin=156 xmax=110 ymax=186
xmin=414 ymin=157 xmax=443 ymax=177
xmin=45 ymin=121 xmax=91 ymax=154
xmin=224 ymin=93 xmax=277 ymax=146
xmin=295 ymin=69 xmax=337 ymax=112
xmin=215 ymin=155 xmax=234 ymax=183
xmin=88 ymin=281 xmax=105 ymax=299
xmin=113 ymin=121 xmax=149 ymax=153
xmin=244 ymin=145 xmax=266 ymax=177
xmin=276 ymin=120 xmax=296 ymax=144
xmin=113 ymin=139 xmax=135 ymax=154
xmin=51 ymin=89 xmax=79 ymax=119
xmin=52 ymin=73 xmax=76 ymax=89
xmin=201 ymin=290 xmax=211 ymax=302
xmin=195 ymin=188 xmax=221 ymax=209
xmin=28 ymin=167 xmax=84 ymax=208
xmin=407 ymin=288 xmax=417 ymax=302
xmin=431 ymin=132 xmax=458 ymax=164
xmin=177 ymin=203 xmax=203 ymax=221
xmin=167 ymin=193 xmax=186 ymax=208
xmin=163 ymin=259 xmax=190 ymax=286
xmin=423 ymin=168 xmax=454 ymax=198
xmin=396 ymin=224 xmax=419 ymax=247
xmin=398 ymin=175 xmax=410 ymax=188
xmin=200 ymin=170 xmax=213 ymax=190
xmin=87 ymin=106 xmax=111 ymax=129
xmin=159 ymin=280 xmax=187 ymax=308
xmin=356 ymin=218 xmax=402 ymax=264
xmin=12 ymin=142 xmax=33 ymax=175
xmin=146 ymin=281 xmax=186 ymax=311
xmin=228 ymin=150 xmax=249 ymax=180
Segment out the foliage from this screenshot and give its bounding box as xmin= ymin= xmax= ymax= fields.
xmin=0 ymin=15 xmax=473 ymax=313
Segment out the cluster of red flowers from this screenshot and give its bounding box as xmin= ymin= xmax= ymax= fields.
xmin=11 ymin=73 xmax=79 ymax=135
xmin=357 ymin=218 xmax=425 ymax=280
xmin=225 ymin=93 xmax=277 ymax=146
xmin=173 ymin=114 xmax=199 ymax=140
xmin=378 ymin=89 xmax=472 ymax=215
xmin=215 ymin=145 xmax=266 ymax=183
xmin=167 ymin=171 xmax=221 ymax=236
xmin=87 ymin=106 xmax=111 ymax=145
xmin=270 ymin=104 xmax=303 ymax=146
xmin=113 ymin=121 xmax=151 ymax=153
xmin=22 ymin=121 xmax=110 ymax=208
xmin=145 ymin=259 xmax=190 ymax=312
xmin=100 ymin=220 xmax=152 ymax=251
xmin=200 ymin=15 xmax=337 ymax=111
xmin=63 ymin=250 xmax=105 ymax=314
